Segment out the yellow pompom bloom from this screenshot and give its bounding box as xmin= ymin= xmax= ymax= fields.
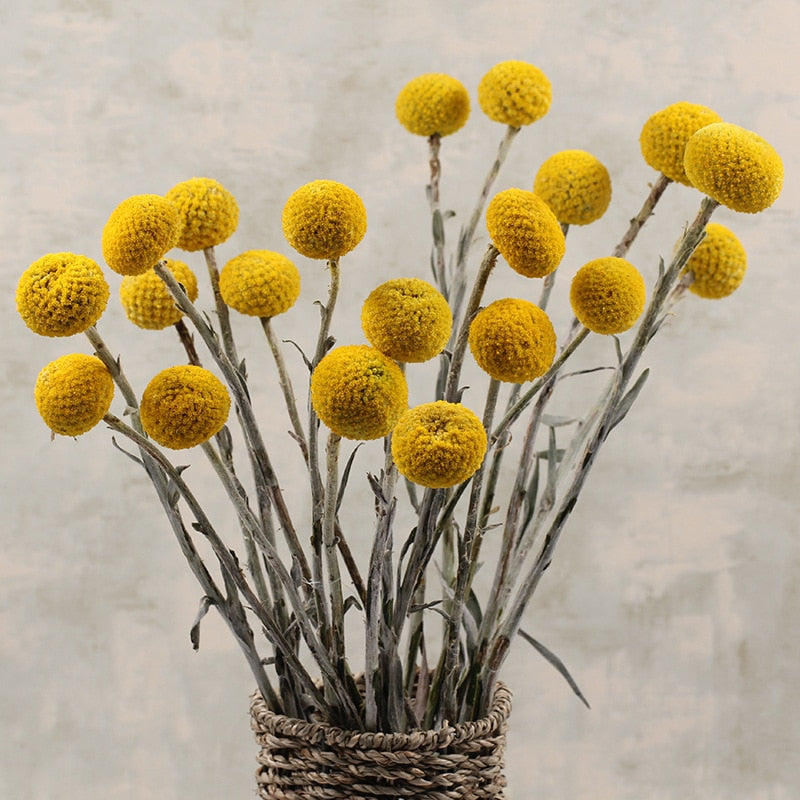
xmin=102 ymin=194 xmax=183 ymax=276
xmin=486 ymin=188 xmax=565 ymax=278
xmin=477 ymin=60 xmax=552 ymax=127
xmin=469 ymin=298 xmax=556 ymax=383
xmin=282 ymin=180 xmax=367 ymax=260
xmin=639 ymin=102 xmax=722 ymax=185
xmin=140 ymin=365 xmax=230 ymax=450
xmin=533 ymin=150 xmax=612 ymax=225
xmin=219 ymin=250 xmax=301 ymax=318
xmin=361 ymin=278 xmax=452 ymax=363
xmin=395 ymin=73 xmax=471 ymax=137
xmin=570 ymin=257 xmax=646 ymax=335
xmin=165 ymin=177 xmax=239 ymax=251
xmin=34 ymin=353 xmax=114 ymax=436
xmin=119 ymin=259 xmax=198 ymax=330
xmin=391 ymin=401 xmax=487 ymax=489
xmin=683 ymin=223 xmax=747 ymax=299
xmin=683 ymin=122 xmax=783 ymax=213
xmin=17 ymin=253 xmax=109 ymax=337
xmin=310 ymin=345 xmax=408 ymax=440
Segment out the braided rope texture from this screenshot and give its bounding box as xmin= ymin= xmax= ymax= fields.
xmin=250 ymin=684 xmax=512 ymax=799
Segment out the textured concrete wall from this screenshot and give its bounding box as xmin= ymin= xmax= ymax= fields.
xmin=2 ymin=1 xmax=798 ymax=798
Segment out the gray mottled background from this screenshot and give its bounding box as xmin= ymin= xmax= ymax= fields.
xmin=2 ymin=1 xmax=798 ymax=798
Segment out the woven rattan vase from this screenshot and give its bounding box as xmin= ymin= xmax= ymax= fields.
xmin=250 ymin=683 xmax=512 ymax=799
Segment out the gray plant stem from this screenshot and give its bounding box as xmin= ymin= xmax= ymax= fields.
xmin=102 ymin=411 xmax=365 ymax=724
xmin=307 ymin=259 xmax=342 ymax=657
xmin=613 ymin=172 xmax=672 ymax=258
xmin=261 ymin=316 xmax=309 ymax=465
xmin=438 ymin=377 xmax=500 ymax=722
xmin=449 ymin=125 xmax=519 ymax=330
xmin=324 ymin=432 xmax=346 ymax=667
xmin=427 ymin=133 xmax=447 ymax=294
xmin=479 ymin=195 xmax=720 ymax=709
xmin=203 ymin=246 xmax=239 ymax=366
xmin=153 ymin=262 xmax=312 ymax=589
xmin=444 ymin=243 xmax=500 ymax=402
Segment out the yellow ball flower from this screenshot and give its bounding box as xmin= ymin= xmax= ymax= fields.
xmin=395 ymin=73 xmax=471 ymax=137
xmin=102 ymin=194 xmax=183 ymax=276
xmin=468 ymin=298 xmax=556 ymax=383
xmin=140 ymin=365 xmax=231 ymax=450
xmin=570 ymin=257 xmax=646 ymax=335
xmin=17 ymin=253 xmax=109 ymax=337
xmin=282 ymin=180 xmax=367 ymax=260
xmin=639 ymin=102 xmax=722 ymax=185
xmin=361 ymin=277 xmax=452 ymax=363
xmin=486 ymin=188 xmax=565 ymax=278
xmin=683 ymin=223 xmax=747 ymax=299
xmin=34 ymin=353 xmax=114 ymax=436
xmin=391 ymin=401 xmax=487 ymax=489
xmin=477 ymin=60 xmax=552 ymax=127
xmin=219 ymin=250 xmax=301 ymax=318
xmin=119 ymin=259 xmax=199 ymax=330
xmin=683 ymin=122 xmax=783 ymax=213
xmin=533 ymin=150 xmax=612 ymax=225
xmin=310 ymin=345 xmax=408 ymax=440
xmin=165 ymin=177 xmax=239 ymax=251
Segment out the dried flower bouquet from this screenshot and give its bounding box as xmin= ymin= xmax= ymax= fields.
xmin=17 ymin=61 xmax=783 ymax=736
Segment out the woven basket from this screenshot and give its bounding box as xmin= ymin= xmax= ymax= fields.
xmin=250 ymin=683 xmax=512 ymax=799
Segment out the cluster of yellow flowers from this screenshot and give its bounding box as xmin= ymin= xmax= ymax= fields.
xmin=16 ymin=59 xmax=785 ymax=496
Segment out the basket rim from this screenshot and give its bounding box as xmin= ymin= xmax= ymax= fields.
xmin=250 ymin=681 xmax=512 ymax=752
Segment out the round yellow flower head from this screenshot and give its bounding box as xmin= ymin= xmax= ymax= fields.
xmin=219 ymin=250 xmax=301 ymax=318
xmin=639 ymin=102 xmax=722 ymax=185
xmin=361 ymin=277 xmax=452 ymax=363
xmin=102 ymin=194 xmax=183 ymax=276
xmin=311 ymin=345 xmax=408 ymax=440
xmin=391 ymin=401 xmax=487 ymax=489
xmin=282 ymin=180 xmax=367 ymax=260
xmin=683 ymin=222 xmax=747 ymax=299
xmin=165 ymin=177 xmax=240 ymax=251
xmin=486 ymin=188 xmax=565 ymax=278
xmin=683 ymin=122 xmax=783 ymax=213
xmin=533 ymin=150 xmax=612 ymax=225
xmin=140 ymin=365 xmax=231 ymax=450
xmin=570 ymin=257 xmax=646 ymax=335
xmin=395 ymin=73 xmax=471 ymax=137
xmin=119 ymin=259 xmax=198 ymax=330
xmin=477 ymin=60 xmax=552 ymax=127
xmin=17 ymin=252 xmax=109 ymax=337
xmin=468 ymin=298 xmax=556 ymax=383
xmin=35 ymin=353 xmax=114 ymax=436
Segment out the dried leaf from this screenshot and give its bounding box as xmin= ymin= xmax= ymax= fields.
xmin=190 ymin=596 xmax=216 ymax=651
xmin=519 ymin=628 xmax=590 ymax=709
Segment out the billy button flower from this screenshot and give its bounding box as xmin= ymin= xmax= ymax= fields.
xmin=682 ymin=222 xmax=747 ymax=299
xmin=395 ymin=73 xmax=471 ymax=137
xmin=165 ymin=177 xmax=239 ymax=252
xmin=570 ymin=257 xmax=646 ymax=335
xmin=477 ymin=60 xmax=552 ymax=127
xmin=140 ymin=365 xmax=231 ymax=450
xmin=34 ymin=353 xmax=114 ymax=436
xmin=282 ymin=180 xmax=367 ymax=260
xmin=683 ymin=122 xmax=783 ymax=213
xmin=361 ymin=277 xmax=452 ymax=363
xmin=533 ymin=150 xmax=612 ymax=226
xmin=219 ymin=250 xmax=301 ymax=318
xmin=119 ymin=259 xmax=198 ymax=330
xmin=468 ymin=298 xmax=556 ymax=383
xmin=486 ymin=188 xmax=565 ymax=278
xmin=17 ymin=252 xmax=109 ymax=337
xmin=391 ymin=400 xmax=487 ymax=489
xmin=639 ymin=101 xmax=722 ymax=185
xmin=102 ymin=194 xmax=183 ymax=276
xmin=310 ymin=345 xmax=408 ymax=441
